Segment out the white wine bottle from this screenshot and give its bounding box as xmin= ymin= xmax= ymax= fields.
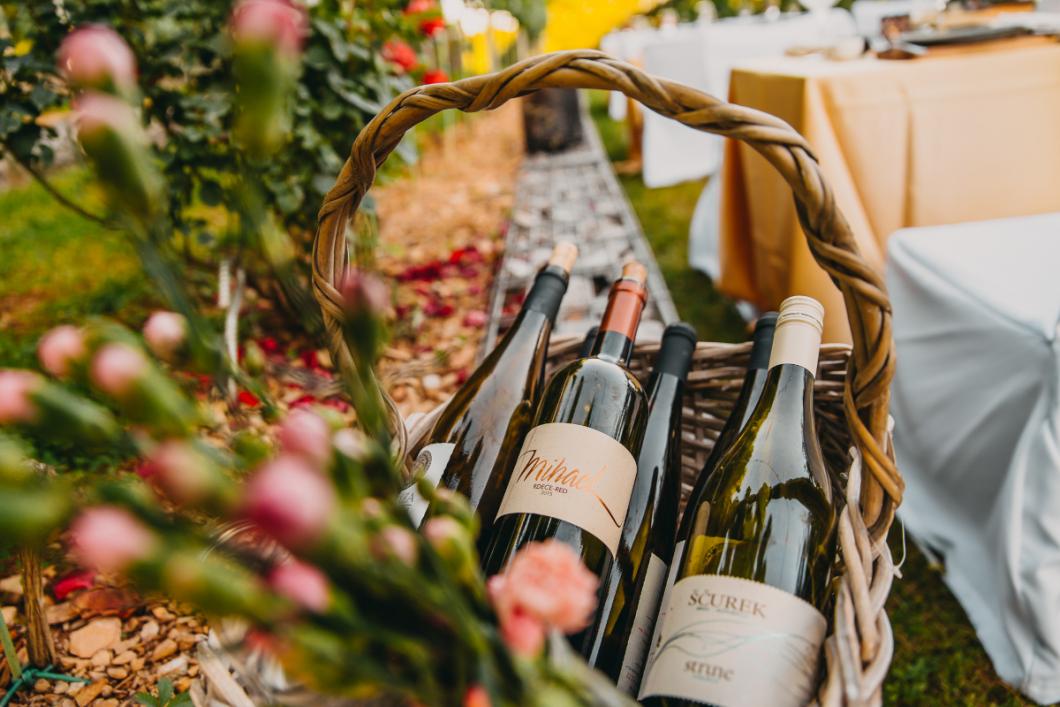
xmin=401 ymin=242 xmax=577 ymax=535
xmin=579 ymin=322 xmax=697 ymax=690
xmin=640 ymin=296 xmax=836 ymax=707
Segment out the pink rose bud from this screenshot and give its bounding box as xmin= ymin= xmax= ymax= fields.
xmin=423 ymin=516 xmax=464 ymax=549
xmin=74 ymin=92 xmax=142 ymax=141
xmin=90 ymin=343 xmax=148 ymax=398
xmin=38 ymin=325 xmax=87 ymax=378
xmin=0 ymin=370 xmax=42 ymax=424
xmin=268 ymin=558 xmax=330 ymax=612
xmin=499 ymin=605 xmax=547 ymax=657
xmin=58 ymin=25 xmax=137 ymax=92
xmin=70 ymin=506 xmax=155 ymax=573
xmin=332 ymin=428 xmax=369 ymax=462
xmin=143 ymin=311 xmax=187 ymax=361
xmin=372 ymin=526 xmax=418 ymax=566
xmin=230 ymin=0 xmax=308 ymax=56
xmin=359 ymin=497 xmax=384 ymax=519
xmin=340 ymin=269 xmax=390 ymax=321
xmin=146 ymin=441 xmax=217 ymax=505
xmin=245 ymin=455 xmax=336 ymax=548
xmin=463 ymin=684 xmax=491 ymax=707
xmin=489 ymin=540 xmax=598 ymax=634
xmin=278 ymin=409 xmax=332 ymax=468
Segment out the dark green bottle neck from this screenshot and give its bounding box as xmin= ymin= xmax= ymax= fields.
xmin=647 ymin=371 xmax=684 ymax=413
xmin=590 ymin=330 xmax=634 ymax=365
xmin=522 ymin=265 xmax=569 ymax=324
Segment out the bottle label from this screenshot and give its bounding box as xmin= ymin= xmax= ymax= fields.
xmin=638 ymin=539 xmax=685 ymax=699
xmin=495 ymin=422 xmax=637 ymax=557
xmin=398 ymin=442 xmax=455 ymax=527
xmin=639 ymin=574 xmax=826 ymax=707
xmin=617 ymin=552 xmax=668 ymax=693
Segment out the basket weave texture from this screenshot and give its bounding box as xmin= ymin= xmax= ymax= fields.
xmin=312 ymin=50 xmax=903 ymax=706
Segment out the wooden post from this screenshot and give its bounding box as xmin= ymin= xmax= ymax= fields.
xmin=19 ymin=548 xmax=55 ymax=668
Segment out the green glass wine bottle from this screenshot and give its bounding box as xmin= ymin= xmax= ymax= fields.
xmin=677 ymin=312 xmax=778 ymax=544
xmin=480 ymin=263 xmax=651 ymax=596
xmin=578 ymin=322 xmax=697 ymax=691
xmin=400 ymin=242 xmax=577 ymax=539
xmin=640 ymin=296 xmax=836 ymax=707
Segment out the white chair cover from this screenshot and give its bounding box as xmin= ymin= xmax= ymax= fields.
xmin=887 ymin=212 xmax=1060 ymax=704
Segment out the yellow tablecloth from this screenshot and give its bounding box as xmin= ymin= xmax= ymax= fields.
xmin=717 ymin=38 xmax=1060 ymax=341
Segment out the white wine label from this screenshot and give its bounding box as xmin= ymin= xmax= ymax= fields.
xmin=398 ymin=442 xmax=455 ymax=527
xmin=640 ymin=574 xmax=826 ymax=707
xmin=495 ymin=422 xmax=637 ymax=557
xmin=617 ymin=552 xmax=668 ymax=693
xmin=639 ymin=539 xmax=685 ymax=699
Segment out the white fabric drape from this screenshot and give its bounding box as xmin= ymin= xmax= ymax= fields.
xmin=887 ymin=212 xmax=1060 ymax=704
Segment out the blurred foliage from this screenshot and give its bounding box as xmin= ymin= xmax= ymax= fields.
xmin=0 ymin=0 xmax=425 ymax=243
xmin=488 ymin=0 xmax=547 ymax=41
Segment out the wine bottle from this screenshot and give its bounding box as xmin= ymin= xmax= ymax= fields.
xmin=480 ymin=262 xmax=651 ymax=594
xmin=578 ymin=325 xmax=600 ymax=358
xmin=640 ymin=296 xmax=836 ymax=707
xmin=400 ymin=242 xmax=578 ymax=533
xmin=677 ymin=312 xmax=777 ymax=542
xmin=638 ymin=313 xmax=778 ymax=692
xmin=579 ymin=322 xmax=697 ymax=691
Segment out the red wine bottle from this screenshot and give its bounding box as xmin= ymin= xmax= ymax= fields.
xmin=480 ymin=263 xmax=651 ymax=590
xmin=401 ymin=243 xmax=577 ymax=536
xmin=579 ymin=322 xmax=697 ymax=691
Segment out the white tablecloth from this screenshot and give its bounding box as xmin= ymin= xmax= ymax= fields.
xmin=887 ymin=212 xmax=1060 ymax=704
xmin=601 ymin=11 xmax=857 ymax=189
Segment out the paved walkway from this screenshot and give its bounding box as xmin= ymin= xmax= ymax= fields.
xmin=483 ymin=98 xmax=678 ymax=352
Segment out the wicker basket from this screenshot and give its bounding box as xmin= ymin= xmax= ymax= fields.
xmin=311 ymin=50 xmax=903 ymax=706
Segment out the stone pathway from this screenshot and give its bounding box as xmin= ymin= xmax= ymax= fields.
xmin=483 ymin=95 xmax=678 ymax=353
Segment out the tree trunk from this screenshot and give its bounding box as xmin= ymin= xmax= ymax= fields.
xmin=20 ymin=548 xmax=56 ymax=668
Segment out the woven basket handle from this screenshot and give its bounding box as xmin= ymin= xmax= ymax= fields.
xmin=312 ymin=49 xmax=901 ymax=540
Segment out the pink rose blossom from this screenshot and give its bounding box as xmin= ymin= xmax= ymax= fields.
xmin=372 ymin=526 xmax=418 ymax=566
xmin=463 ymin=684 xmax=491 ymax=707
xmin=143 ymin=311 xmax=187 ymax=361
xmin=38 ymin=325 xmax=87 ymax=378
xmin=90 ymin=343 xmax=148 ymax=398
xmin=0 ymin=370 xmax=42 ymax=424
xmin=230 ymin=0 xmax=308 ymax=56
xmin=488 ymin=540 xmax=598 ymax=634
xmin=278 ymin=409 xmax=332 ymax=468
xmin=58 ymin=25 xmax=137 ymax=91
xmin=269 ymin=558 xmax=330 ymax=612
xmin=498 ymin=604 xmax=547 ymax=657
xmin=245 ymin=455 xmax=335 ymax=548
xmin=70 ymin=506 xmax=155 ymax=573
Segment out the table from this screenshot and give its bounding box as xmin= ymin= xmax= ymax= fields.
xmin=707 ymin=38 xmax=1060 ymax=341
xmin=615 ymin=11 xmax=857 ymax=188
xmin=887 ymin=212 xmax=1060 ymax=704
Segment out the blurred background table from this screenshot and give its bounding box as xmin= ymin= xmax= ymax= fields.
xmin=703 ymin=37 xmax=1060 ymax=341
xmin=887 ymin=211 xmax=1060 ymax=704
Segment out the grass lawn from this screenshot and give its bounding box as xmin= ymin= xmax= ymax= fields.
xmin=0 ymin=167 xmax=154 ymax=368
xmin=588 ymin=91 xmax=1033 ymax=706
